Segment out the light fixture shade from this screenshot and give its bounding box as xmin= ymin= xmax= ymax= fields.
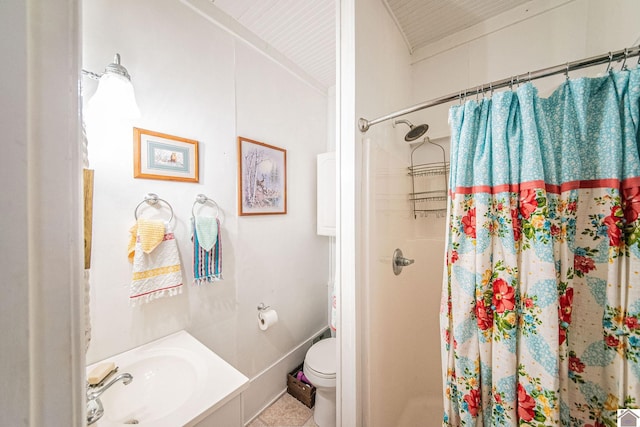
xmin=87 ymin=69 xmax=140 ymax=120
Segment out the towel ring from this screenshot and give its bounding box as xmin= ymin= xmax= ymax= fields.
xmin=134 ymin=193 xmax=174 ymax=223
xmin=191 ymin=194 xmax=220 ymax=218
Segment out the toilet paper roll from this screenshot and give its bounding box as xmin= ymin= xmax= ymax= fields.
xmin=258 ymin=309 xmax=278 ymax=331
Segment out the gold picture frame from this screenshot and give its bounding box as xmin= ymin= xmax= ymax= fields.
xmin=133 ymin=127 xmax=199 ymax=182
xmin=238 ymin=137 xmax=287 ymax=216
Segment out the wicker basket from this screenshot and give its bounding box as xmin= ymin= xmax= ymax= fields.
xmin=287 ymin=364 xmax=315 ymax=408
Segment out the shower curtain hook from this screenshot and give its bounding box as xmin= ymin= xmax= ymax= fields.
xmin=605 ymin=52 xmax=613 ymax=73
xmin=509 ymin=76 xmax=514 ymax=90
xmin=528 ymin=71 xmax=532 ymax=83
xmin=621 ymin=48 xmax=629 ymax=70
xmin=489 ymin=82 xmax=493 ymax=96
xmin=565 ymin=63 xmax=570 ymax=80
xmin=458 ymin=90 xmax=462 ymax=105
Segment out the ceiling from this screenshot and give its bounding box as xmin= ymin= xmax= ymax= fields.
xmin=211 ymin=0 xmax=531 ymax=90
xmin=386 ymin=0 xmax=530 ymax=52
xmin=212 ymin=0 xmax=336 ymax=88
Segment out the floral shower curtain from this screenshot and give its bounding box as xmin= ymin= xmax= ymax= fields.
xmin=441 ymin=67 xmax=640 ymax=426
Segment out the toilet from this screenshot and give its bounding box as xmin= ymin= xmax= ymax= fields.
xmin=303 ymin=337 xmax=337 ymax=427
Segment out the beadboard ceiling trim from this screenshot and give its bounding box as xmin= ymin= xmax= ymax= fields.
xmin=386 ymin=0 xmax=532 ymax=52
xmin=410 ymin=0 xmax=575 ymax=65
xmin=182 ymin=0 xmax=573 ymax=93
xmin=212 ymin=0 xmax=336 ymax=90
xmin=180 ymin=0 xmax=328 ymax=95
xmin=381 ymin=0 xmax=413 ymax=54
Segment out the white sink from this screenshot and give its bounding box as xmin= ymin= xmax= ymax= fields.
xmin=87 ymin=331 xmax=249 ymax=426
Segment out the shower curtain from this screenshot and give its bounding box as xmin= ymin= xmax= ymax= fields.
xmin=441 ymin=68 xmax=640 ymax=426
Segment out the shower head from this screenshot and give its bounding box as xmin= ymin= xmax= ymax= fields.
xmin=394 ymin=119 xmax=429 ymax=142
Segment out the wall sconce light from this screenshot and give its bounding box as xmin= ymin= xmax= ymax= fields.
xmin=83 ymin=53 xmax=140 ymax=119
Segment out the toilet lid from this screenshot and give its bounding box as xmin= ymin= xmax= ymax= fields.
xmin=305 ymin=338 xmax=336 ymax=376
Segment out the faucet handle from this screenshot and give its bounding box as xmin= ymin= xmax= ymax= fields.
xmin=88 ymin=372 xmax=133 ymax=399
xmin=86 ymin=372 xmax=133 ymax=425
xmin=392 ymin=248 xmax=415 ymax=275
xmin=86 ymin=381 xmax=96 ymax=396
xmin=398 ymin=257 xmax=414 ymax=266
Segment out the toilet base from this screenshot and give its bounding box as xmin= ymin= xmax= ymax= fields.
xmin=313 ymin=387 xmax=336 ymax=427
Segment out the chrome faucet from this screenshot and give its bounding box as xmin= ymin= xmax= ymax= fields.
xmin=87 ymin=373 xmax=133 ymax=425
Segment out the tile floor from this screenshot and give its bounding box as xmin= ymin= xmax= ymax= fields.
xmin=247 ymin=392 xmax=319 ymax=427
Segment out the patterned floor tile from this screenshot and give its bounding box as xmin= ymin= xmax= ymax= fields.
xmin=259 ymin=393 xmax=314 ymax=427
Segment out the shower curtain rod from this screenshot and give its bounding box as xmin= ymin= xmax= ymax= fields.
xmin=358 ymin=45 xmax=640 ymax=133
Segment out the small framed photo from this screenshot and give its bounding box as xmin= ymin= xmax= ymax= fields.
xmin=238 ymin=137 xmax=287 ymax=216
xmin=133 ymin=127 xmax=199 ymax=182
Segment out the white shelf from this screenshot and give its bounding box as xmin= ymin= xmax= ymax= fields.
xmin=317 ymin=152 xmax=336 ymax=236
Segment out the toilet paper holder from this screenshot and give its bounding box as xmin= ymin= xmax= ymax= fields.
xmin=257 ymin=303 xmax=270 ymax=316
xmin=257 ymin=303 xmax=278 ymax=331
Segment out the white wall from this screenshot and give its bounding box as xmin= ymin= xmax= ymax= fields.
xmin=83 ymin=0 xmax=330 ymax=421
xmin=2 ymin=2 xmax=30 ymax=424
xmin=1 ymin=0 xmax=84 ymax=425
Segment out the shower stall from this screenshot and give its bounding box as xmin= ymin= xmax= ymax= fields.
xmin=335 ymin=1 xmax=449 ymax=425
xmin=339 ymin=2 xmax=640 ymax=427
xmin=360 ymin=122 xmax=447 ymax=426
xmin=338 ymin=1 xmax=640 ymax=426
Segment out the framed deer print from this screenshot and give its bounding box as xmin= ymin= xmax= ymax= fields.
xmin=238 ymin=137 xmax=287 ymax=216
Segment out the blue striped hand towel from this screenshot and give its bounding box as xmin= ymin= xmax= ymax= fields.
xmin=192 ymin=216 xmax=222 ymax=284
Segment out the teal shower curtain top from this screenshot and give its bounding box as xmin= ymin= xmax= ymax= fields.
xmin=442 ymin=68 xmax=640 ymax=426
xmin=449 ymin=69 xmax=640 ymax=190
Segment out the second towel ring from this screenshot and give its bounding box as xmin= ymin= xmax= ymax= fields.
xmin=134 ymin=193 xmax=174 ymax=223
xmin=192 ymin=193 xmax=220 ymax=218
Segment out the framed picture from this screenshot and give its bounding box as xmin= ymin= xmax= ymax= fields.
xmin=238 ymin=137 xmax=287 ymax=215
xmin=133 ymin=127 xmax=199 ymax=182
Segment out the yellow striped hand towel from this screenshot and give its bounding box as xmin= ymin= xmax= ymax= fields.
xmin=128 ymin=220 xmax=183 ymax=306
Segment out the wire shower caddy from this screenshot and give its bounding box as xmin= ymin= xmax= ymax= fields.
xmin=408 ymin=138 xmax=449 ymax=218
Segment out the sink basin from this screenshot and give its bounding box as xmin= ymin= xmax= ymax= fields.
xmin=87 ymin=331 xmax=249 ymax=426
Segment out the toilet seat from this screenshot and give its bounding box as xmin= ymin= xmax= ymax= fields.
xmin=304 ymin=338 xmax=337 ymax=390
xmin=305 ymin=338 xmax=336 ymax=377
xmin=305 ymin=364 xmax=335 ymax=380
